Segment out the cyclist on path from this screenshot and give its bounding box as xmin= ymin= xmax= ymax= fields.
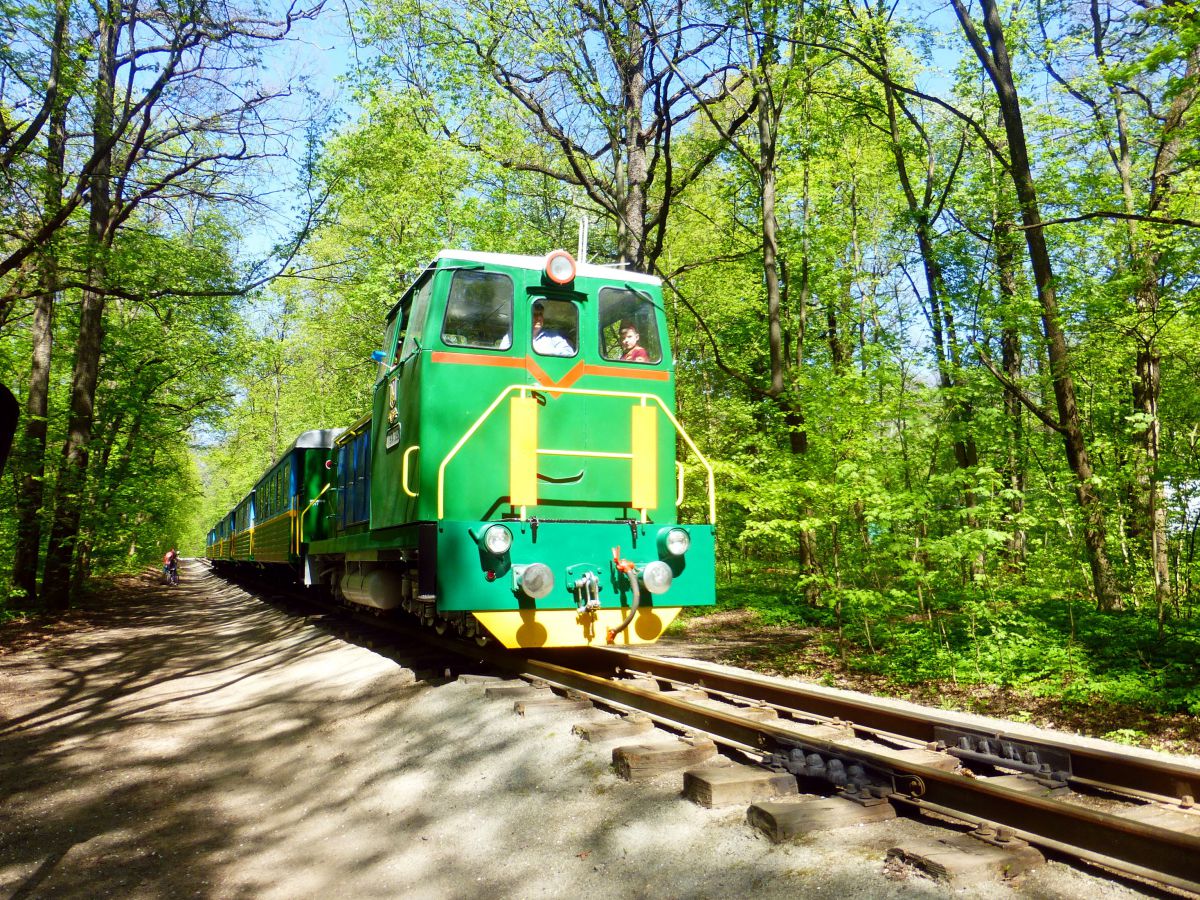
xmin=163 ymin=548 xmax=179 ymax=585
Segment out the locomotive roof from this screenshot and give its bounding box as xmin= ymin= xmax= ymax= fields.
xmin=434 ymin=250 xmax=662 ymax=286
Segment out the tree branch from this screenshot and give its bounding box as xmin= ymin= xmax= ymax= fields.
xmin=973 ymin=340 xmax=1066 ymax=434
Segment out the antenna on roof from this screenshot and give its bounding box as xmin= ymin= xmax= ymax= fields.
xmin=577 ymin=213 xmax=589 ymax=264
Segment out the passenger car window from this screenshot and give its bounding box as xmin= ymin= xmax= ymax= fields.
xmin=598 ymin=288 xmax=662 ymax=364
xmin=441 ymin=270 xmax=513 ymax=350
xmin=531 ymin=298 xmax=578 ymax=358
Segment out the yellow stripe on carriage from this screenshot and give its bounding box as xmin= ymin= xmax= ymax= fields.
xmin=256 ymin=508 xmax=297 ymax=530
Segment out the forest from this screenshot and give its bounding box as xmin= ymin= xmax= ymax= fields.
xmin=1 ymin=0 xmax=1198 ymax=734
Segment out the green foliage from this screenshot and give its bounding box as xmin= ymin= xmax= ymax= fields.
xmin=7 ymin=0 xmax=1196 ymax=738
xmin=0 ymin=210 xmax=248 ymax=608
xmin=732 ymin=575 xmax=1200 ymax=716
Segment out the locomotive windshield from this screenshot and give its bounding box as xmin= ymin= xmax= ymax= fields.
xmin=598 ymin=287 xmax=662 ymax=364
xmin=442 ymin=270 xmax=513 ymax=350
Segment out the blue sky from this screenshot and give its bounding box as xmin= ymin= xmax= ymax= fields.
xmin=232 ymin=1 xmax=365 ymax=264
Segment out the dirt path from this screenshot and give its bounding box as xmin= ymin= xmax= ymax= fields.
xmin=0 ymin=562 xmax=1157 ymax=899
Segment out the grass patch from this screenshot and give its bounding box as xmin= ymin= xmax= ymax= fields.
xmin=694 ymin=568 xmax=1200 ymax=751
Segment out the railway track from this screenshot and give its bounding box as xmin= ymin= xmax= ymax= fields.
xmin=218 ymin=565 xmax=1200 ymax=893
xmin=468 ymin=641 xmax=1200 ymax=893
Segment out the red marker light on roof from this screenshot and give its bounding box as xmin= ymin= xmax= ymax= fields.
xmin=325 ymin=460 xmax=333 ymax=469
xmin=545 ymin=250 xmax=576 ymax=285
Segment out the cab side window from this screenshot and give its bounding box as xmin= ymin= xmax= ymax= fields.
xmin=377 ymin=313 xmax=400 ymax=383
xmin=441 ymin=270 xmax=513 ymax=350
xmin=598 ymin=288 xmax=663 ymax=364
xmin=400 ymin=278 xmax=433 ymax=361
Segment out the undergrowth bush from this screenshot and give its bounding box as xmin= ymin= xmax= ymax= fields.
xmin=713 ymin=563 xmax=1200 ymax=715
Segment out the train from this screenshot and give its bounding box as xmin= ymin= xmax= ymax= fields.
xmin=206 ymin=249 xmax=717 ymax=648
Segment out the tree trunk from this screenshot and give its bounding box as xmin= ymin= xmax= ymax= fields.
xmin=11 ymin=286 xmax=56 ymax=605
xmin=875 ymin=63 xmax=978 ymax=526
xmin=1081 ymin=4 xmax=1195 ymax=612
xmin=953 ymin=0 xmax=1119 ymax=609
xmin=759 ymin=88 xmax=785 ymax=399
xmin=617 ymin=2 xmax=648 ymax=272
xmin=828 ymin=176 xmax=856 ymax=372
xmin=1128 ymin=45 xmax=1198 ymax=615
xmin=10 ymin=0 xmax=69 ymax=606
xmin=791 ymin=182 xmax=811 ymax=459
xmin=997 ymin=221 xmax=1026 ymax=563
xmin=41 ymin=4 xmax=117 ymax=611
xmin=750 ymin=19 xmax=820 ymax=596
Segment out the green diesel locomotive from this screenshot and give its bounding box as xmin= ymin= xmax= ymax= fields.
xmin=207 ymin=249 xmax=716 ymax=647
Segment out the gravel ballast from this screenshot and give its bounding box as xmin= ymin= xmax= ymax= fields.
xmin=0 ymin=562 xmax=1159 ymax=898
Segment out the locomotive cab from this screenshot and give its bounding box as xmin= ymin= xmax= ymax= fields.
xmin=298 ymin=249 xmax=716 ymax=647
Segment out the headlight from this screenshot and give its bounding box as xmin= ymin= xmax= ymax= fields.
xmin=544 ymin=249 xmax=576 ymax=284
xmin=483 ymin=524 xmax=513 ymax=555
xmin=516 ymin=562 xmax=554 ymax=599
xmin=661 ymin=527 xmax=690 ymax=557
xmin=640 ymin=560 xmax=673 ymax=594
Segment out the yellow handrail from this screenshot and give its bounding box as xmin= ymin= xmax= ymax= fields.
xmin=298 ymin=482 xmax=333 ymax=545
xmin=334 ymin=413 xmax=371 ymax=447
xmin=402 ymin=445 xmax=420 ymax=497
xmin=540 ymin=449 xmax=633 ymax=460
xmin=437 ymin=383 xmax=716 ymax=524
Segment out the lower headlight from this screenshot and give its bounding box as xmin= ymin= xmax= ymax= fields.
xmin=640 ymin=560 xmax=673 ymax=594
xmin=516 ymin=562 xmax=554 ymax=599
xmin=483 ymin=524 xmax=513 ymax=555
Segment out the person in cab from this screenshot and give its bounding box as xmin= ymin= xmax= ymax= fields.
xmin=618 ymin=321 xmax=650 ymax=363
xmin=531 ymin=300 xmax=574 ymax=356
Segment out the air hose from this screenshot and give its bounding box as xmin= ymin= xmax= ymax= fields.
xmin=607 ymin=548 xmax=640 ymax=644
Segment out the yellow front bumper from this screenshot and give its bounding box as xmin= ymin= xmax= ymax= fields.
xmin=472 ymin=607 xmax=681 ymax=648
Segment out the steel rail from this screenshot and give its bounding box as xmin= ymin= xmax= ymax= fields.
xmin=556 ymin=647 xmax=1200 ymax=806
xmin=899 ymin=796 xmax=1200 ymax=895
